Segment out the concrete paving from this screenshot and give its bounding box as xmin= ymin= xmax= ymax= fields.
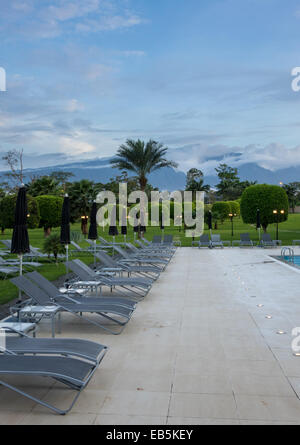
xmin=2 ymin=246 xmax=300 ymax=424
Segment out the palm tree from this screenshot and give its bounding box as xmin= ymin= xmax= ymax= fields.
xmin=110 ymin=139 xmax=178 ymax=192
xmin=66 ymin=180 xmax=102 ymax=235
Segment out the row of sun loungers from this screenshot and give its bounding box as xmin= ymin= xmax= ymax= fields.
xmin=0 ymin=236 xmax=176 ymax=415
xmin=195 ymin=233 xmax=283 ymax=248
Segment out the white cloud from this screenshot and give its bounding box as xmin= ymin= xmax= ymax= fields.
xmin=59 ymin=136 xmax=96 ymax=155
xmin=0 ymin=0 xmax=145 ymax=39
xmin=65 ymin=99 xmax=85 ymax=112
xmin=171 ymin=142 xmax=300 ymax=174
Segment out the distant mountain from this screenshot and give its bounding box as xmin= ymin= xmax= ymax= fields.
xmin=2 ymin=158 xmax=300 ymax=190
xmin=205 ymin=163 xmax=300 ymax=186
xmin=9 ymin=158 xmax=187 ymax=191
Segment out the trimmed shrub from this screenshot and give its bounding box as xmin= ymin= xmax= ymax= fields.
xmin=212 ymin=201 xmax=231 ymax=223
xmin=241 ymin=184 xmax=289 ymax=232
xmin=36 ymin=195 xmax=63 ymax=236
xmin=0 ymin=194 xmax=40 ymax=233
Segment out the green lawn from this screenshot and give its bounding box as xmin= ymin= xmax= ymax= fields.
xmin=0 ymin=215 xmax=299 ymax=306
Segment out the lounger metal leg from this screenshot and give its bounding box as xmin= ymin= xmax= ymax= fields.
xmin=0 ymin=379 xmax=83 ymax=415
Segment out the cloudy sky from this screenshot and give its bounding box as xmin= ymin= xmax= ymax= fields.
xmin=0 ymin=0 xmax=300 ymax=175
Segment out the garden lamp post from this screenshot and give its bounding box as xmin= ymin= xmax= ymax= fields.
xmin=273 ymin=210 xmax=285 ymax=241
xmin=229 ymin=213 xmax=237 ymax=237
xmin=81 ymin=215 xmax=89 ymax=237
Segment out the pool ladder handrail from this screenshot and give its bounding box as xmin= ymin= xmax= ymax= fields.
xmin=281 ymin=247 xmax=295 ymax=263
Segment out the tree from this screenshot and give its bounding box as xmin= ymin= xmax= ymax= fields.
xmin=211 ymin=201 xmax=231 ymax=224
xmin=186 ymin=169 xmax=210 ymax=196
xmin=66 ymin=180 xmax=101 ymax=234
xmin=26 ymin=176 xmax=62 ymax=197
xmin=2 ymin=148 xmax=24 ymax=187
xmin=49 ymin=171 xmax=75 ymax=192
xmin=240 ymin=184 xmax=289 ymax=232
xmin=0 ymin=194 xmax=40 ymax=233
xmin=282 ymin=182 xmax=300 ymax=213
xmin=227 ymin=201 xmax=240 ymax=217
xmin=42 ymin=233 xmax=65 ymax=263
xmin=110 ymin=139 xmax=178 ymax=192
xmin=36 ymin=195 xmax=63 ymax=237
xmin=215 ymin=164 xmax=241 ymax=200
xmin=49 ymin=171 xmax=74 ymax=184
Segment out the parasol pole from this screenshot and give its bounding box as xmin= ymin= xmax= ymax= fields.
xmin=65 ymin=244 xmax=69 ymax=275
xmin=18 ymin=254 xmax=23 ymax=303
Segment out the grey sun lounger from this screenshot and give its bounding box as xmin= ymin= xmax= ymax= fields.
xmin=11 ymin=276 xmax=135 ymax=335
xmin=98 ymin=236 xmax=126 ymax=247
xmin=67 ymin=260 xmax=152 ymax=298
xmin=260 ymin=233 xmax=281 ymax=248
xmin=163 ymin=235 xmax=176 ymax=249
xmin=0 ymin=354 xmax=104 ymax=415
xmin=94 ymin=251 xmax=161 ymax=280
xmin=135 ymin=239 xmax=175 ymax=257
xmin=234 ymin=233 xmax=254 ymax=247
xmin=211 ymin=234 xmax=230 ymax=248
xmin=126 ymin=243 xmax=172 ymax=260
xmin=26 ymin=271 xmax=137 ymax=311
xmin=70 ymin=241 xmax=93 ymax=255
xmin=113 ymin=245 xmax=168 ymax=269
xmin=198 ymin=234 xmax=212 ymax=248
xmin=152 ymin=235 xmax=162 ymax=245
xmin=5 ymin=330 xmax=107 ymax=365
xmin=0 ymin=266 xmax=19 ymax=277
xmin=0 ymin=257 xmax=42 ymax=269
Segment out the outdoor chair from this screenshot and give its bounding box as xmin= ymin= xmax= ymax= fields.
xmin=26 ymin=271 xmax=137 ymax=311
xmin=211 ymin=234 xmax=231 ymax=248
xmin=135 ymin=239 xmax=175 ymax=255
xmin=198 ymin=234 xmax=212 ymax=248
xmin=67 ymin=259 xmax=153 ymax=299
xmin=11 ymin=275 xmax=135 ymax=335
xmin=0 ymin=353 xmax=106 ymax=415
xmin=4 ymin=328 xmax=107 ymax=366
xmin=0 ymin=257 xmax=42 ymax=269
xmin=126 ymin=242 xmax=173 ymax=260
xmin=260 ymin=233 xmax=281 ymax=248
xmin=152 ymin=235 xmax=162 ymax=245
xmin=94 ymin=251 xmax=161 ymax=280
xmin=70 ymin=241 xmax=93 ymax=256
xmin=113 ymin=245 xmax=168 ymax=270
xmin=163 ymin=235 xmax=176 ymax=249
xmin=232 ymin=233 xmax=255 ymax=247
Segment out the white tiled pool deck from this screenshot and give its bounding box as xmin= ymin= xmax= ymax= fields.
xmin=2 ymin=246 xmax=300 ymax=425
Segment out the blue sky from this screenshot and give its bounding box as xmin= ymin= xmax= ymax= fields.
xmin=0 ymin=0 xmax=300 ymax=174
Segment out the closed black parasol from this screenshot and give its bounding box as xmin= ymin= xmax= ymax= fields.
xmin=11 ymin=186 xmax=30 ymax=255
xmin=207 ymin=211 xmax=213 ymax=231
xmin=109 ymin=206 xmax=119 ymax=237
xmin=11 ymin=185 xmax=30 ymax=302
xmin=60 ymin=194 xmax=70 ymax=245
xmin=208 ymin=210 xmax=213 ymax=238
xmin=121 ymin=207 xmax=127 ymax=240
xmin=88 ymin=201 xmax=98 ymax=240
xmin=88 ymin=201 xmax=98 ymax=265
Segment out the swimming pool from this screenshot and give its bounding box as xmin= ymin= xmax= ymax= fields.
xmin=275 ymin=255 xmax=300 ymax=268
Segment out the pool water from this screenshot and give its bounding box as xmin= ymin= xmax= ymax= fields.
xmin=282 ymin=255 xmax=300 ymax=266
